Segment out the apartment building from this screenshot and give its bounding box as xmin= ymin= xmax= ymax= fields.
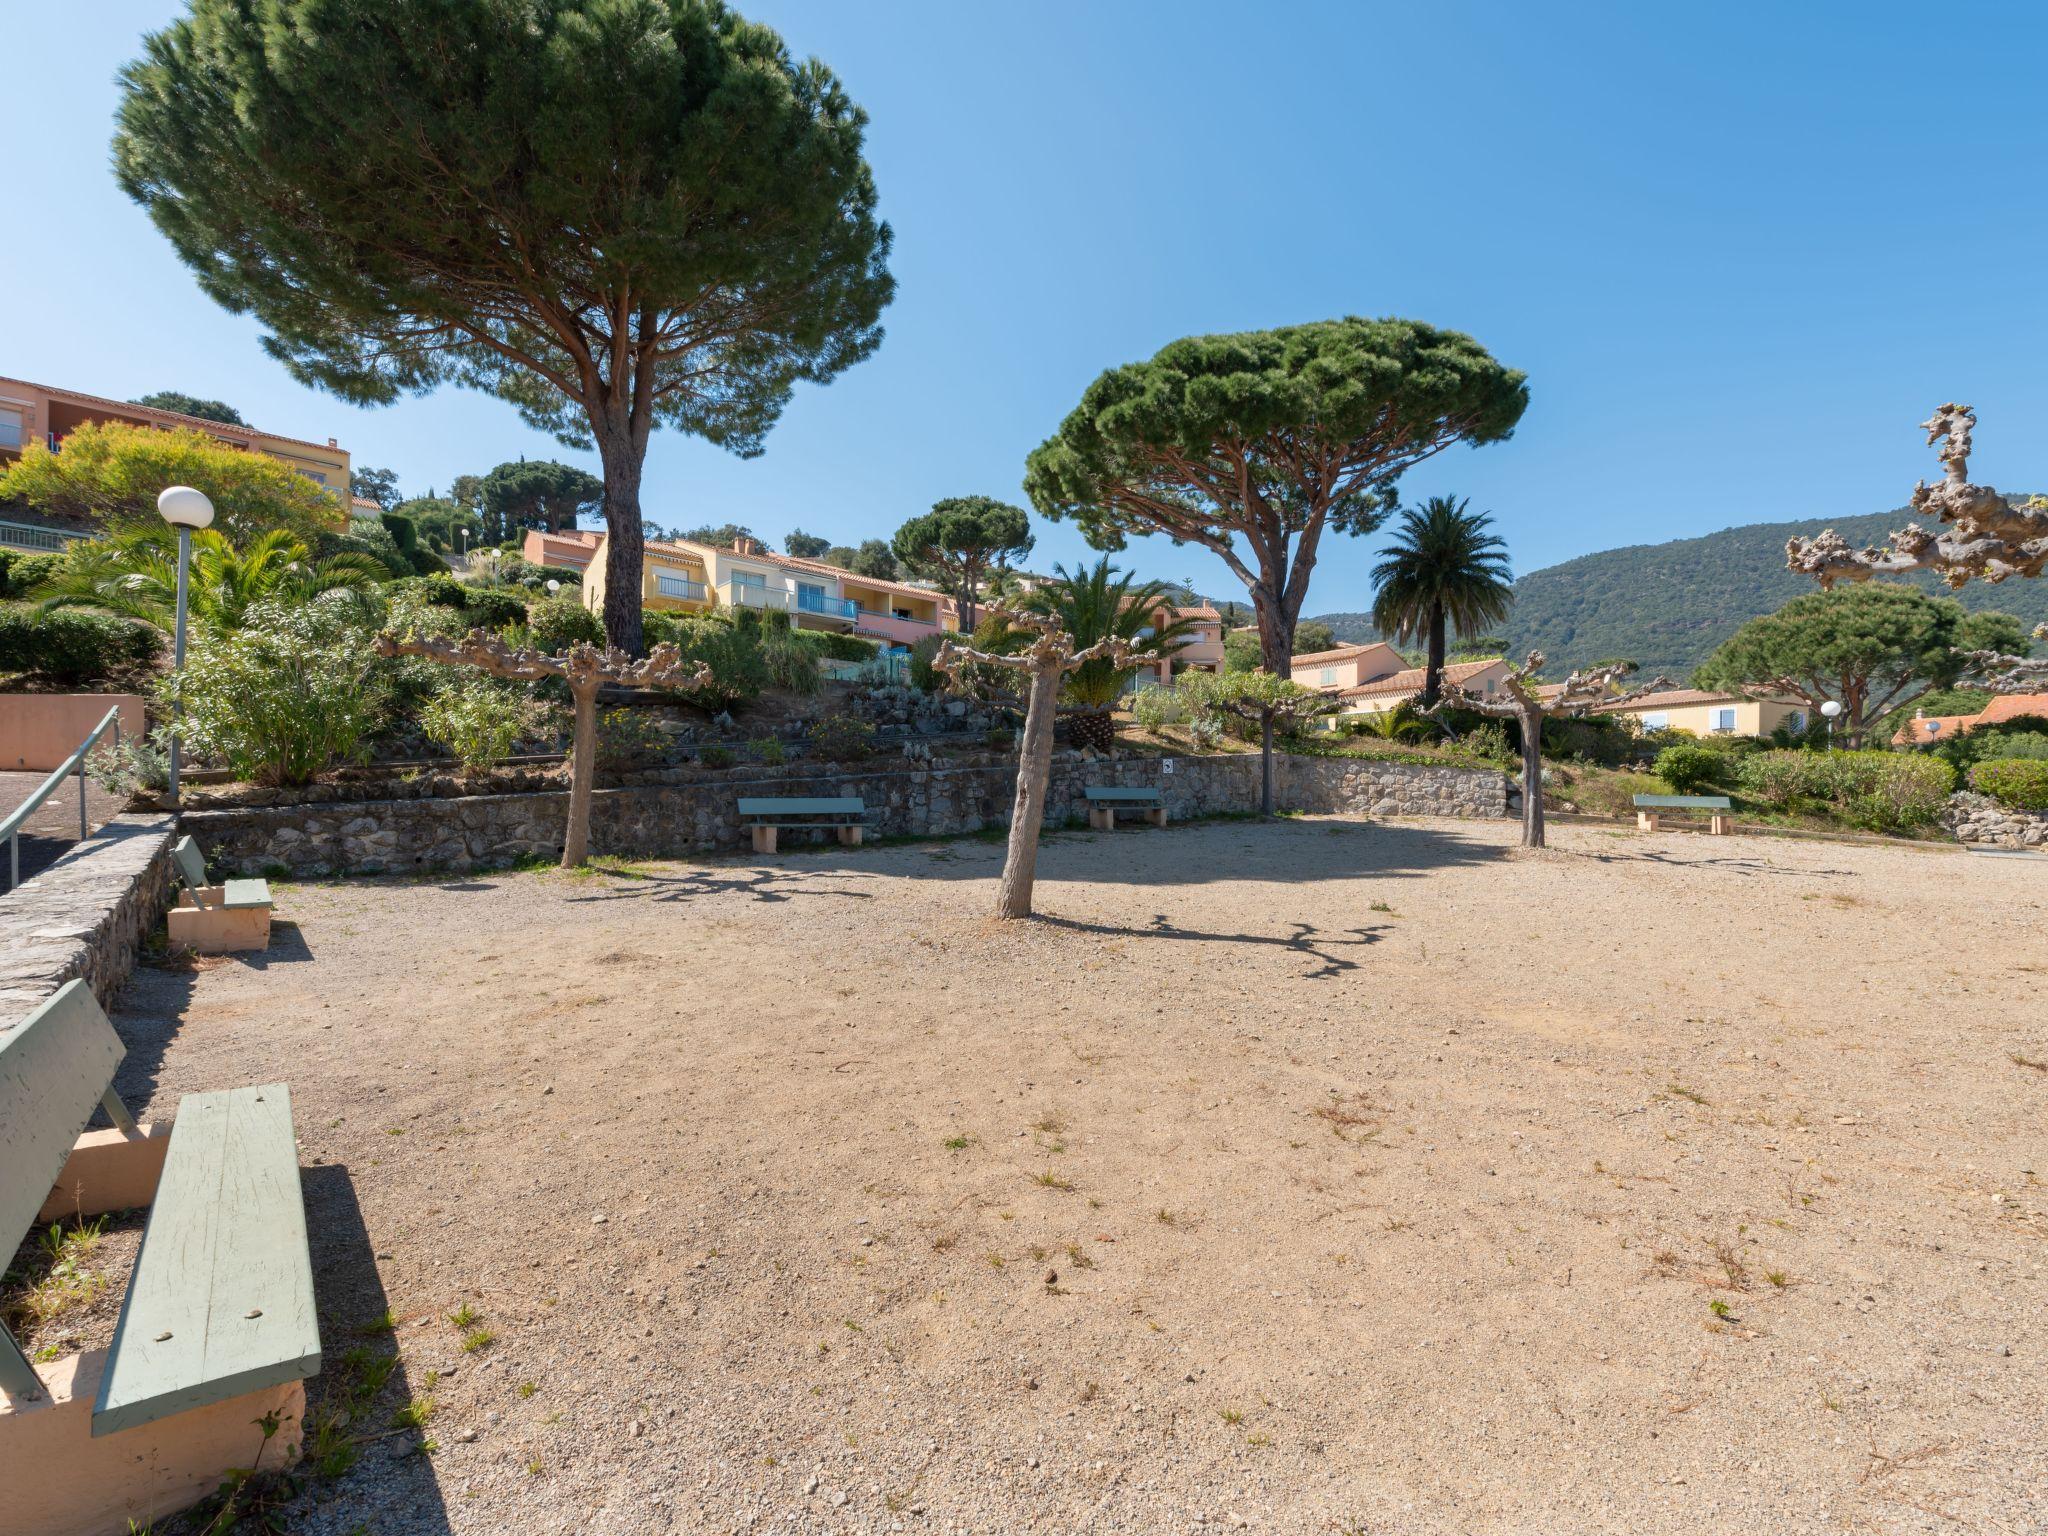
xmin=1129 ymin=603 xmax=1227 ymax=687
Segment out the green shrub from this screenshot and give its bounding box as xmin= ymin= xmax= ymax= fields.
xmin=749 ymin=735 xmax=786 ymax=765
xmin=419 ymin=672 xmax=556 ymax=771
xmin=698 ymin=745 xmax=734 ymax=769
xmin=523 ymin=594 xmax=604 ymax=653
xmin=760 ymin=631 xmax=822 ymax=695
xmin=165 ymin=599 xmax=383 ymax=785
xmin=0 ymin=550 xmax=63 ymax=599
xmin=1734 ymin=751 xmax=1810 ymax=810
xmin=908 ymin=632 xmax=946 ymax=692
xmin=1972 ymin=757 xmax=2048 ymax=811
xmin=807 ymin=714 xmax=877 ymax=761
xmin=807 ymin=631 xmax=879 ymax=663
xmin=594 ymin=707 xmax=668 ymax=770
xmin=1845 ymin=754 xmax=1954 ymax=832
xmin=1655 ymin=744 xmax=1729 ymax=793
xmin=0 ymin=603 xmax=162 ymax=683
xmin=662 ymin=616 xmax=768 ymax=709
xmin=458 ymin=587 xmax=530 ymax=630
xmin=1131 ymin=685 xmax=1182 ymax=733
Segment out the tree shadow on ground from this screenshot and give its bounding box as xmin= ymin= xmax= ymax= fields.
xmin=1036 ymin=912 xmax=1391 ymax=979
xmin=560 ymin=864 xmax=880 ymax=907
xmin=1564 ymin=845 xmax=1858 ymax=879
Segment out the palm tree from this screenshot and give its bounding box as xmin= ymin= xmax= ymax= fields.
xmin=1021 ymin=558 xmax=1201 ymax=752
xmin=1369 ymin=497 xmax=1514 ymax=707
xmin=33 ymin=524 xmax=386 ymax=631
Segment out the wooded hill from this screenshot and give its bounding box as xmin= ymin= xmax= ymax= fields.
xmin=1312 ymin=503 xmax=2048 ymax=678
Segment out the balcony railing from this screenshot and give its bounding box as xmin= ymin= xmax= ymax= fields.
xmin=0 ymin=521 xmax=80 ymax=554
xmin=797 ymin=590 xmax=859 ymax=620
xmin=722 ymin=581 xmax=791 ymax=611
xmin=654 ymin=573 xmax=707 ymax=602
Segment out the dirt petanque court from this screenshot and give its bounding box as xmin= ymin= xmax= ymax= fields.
xmin=84 ymin=817 xmax=2048 ymax=1533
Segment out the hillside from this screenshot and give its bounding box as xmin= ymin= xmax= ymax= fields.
xmin=1311 ymin=504 xmax=2048 ymax=679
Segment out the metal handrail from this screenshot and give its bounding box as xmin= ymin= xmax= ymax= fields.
xmin=1 ymin=706 xmax=121 ymax=892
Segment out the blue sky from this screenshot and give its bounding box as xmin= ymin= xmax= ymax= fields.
xmin=5 ymin=1 xmax=2046 ymax=614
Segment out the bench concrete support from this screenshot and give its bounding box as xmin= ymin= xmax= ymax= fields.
xmin=1636 ymin=811 xmax=1659 ymax=832
xmin=1088 ymin=804 xmax=1168 ymax=831
xmin=166 ymin=891 xmax=271 ymax=955
xmin=750 ymin=825 xmax=778 ymax=856
xmin=2 ymin=1350 xmax=302 ymax=1536
xmin=837 ymin=825 xmax=862 ymax=847
xmin=37 ymin=1123 xmax=172 ymax=1225
xmin=1709 ymin=813 xmax=1732 ymax=836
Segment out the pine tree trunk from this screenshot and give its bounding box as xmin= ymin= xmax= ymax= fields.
xmin=1255 ymin=599 xmax=1296 ymax=680
xmin=562 ymin=679 xmax=599 ymax=869
xmin=1519 ymin=704 xmax=1546 ymax=849
xmin=593 ymin=420 xmax=648 ymax=657
xmin=1424 ymin=602 xmax=1447 ymax=707
xmin=997 ymin=664 xmax=1062 ymax=919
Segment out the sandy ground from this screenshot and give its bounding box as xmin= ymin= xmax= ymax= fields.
xmin=80 ymin=817 xmax=2048 ymax=1534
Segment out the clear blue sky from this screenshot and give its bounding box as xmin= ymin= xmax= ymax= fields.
xmin=5 ymin=1 xmax=2046 ymax=614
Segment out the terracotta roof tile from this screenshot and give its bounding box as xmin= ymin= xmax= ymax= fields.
xmin=1338 ymin=657 xmax=1507 ymax=700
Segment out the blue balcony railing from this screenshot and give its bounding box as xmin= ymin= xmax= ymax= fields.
xmin=797 ymin=590 xmax=859 ymax=620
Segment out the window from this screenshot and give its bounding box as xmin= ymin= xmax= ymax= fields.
xmin=0 ymin=407 xmax=22 ymax=450
xmin=1712 ymin=707 xmax=1737 ymax=733
xmin=1641 ymin=712 xmax=1669 ymax=730
xmin=1786 ymin=710 xmax=1805 ymax=733
xmin=1320 ymin=667 xmax=1337 ymax=685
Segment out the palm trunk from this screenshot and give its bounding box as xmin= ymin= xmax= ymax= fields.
xmin=592 ymin=416 xmax=648 ymax=657
xmin=1518 ymin=703 xmax=1545 ymax=849
xmin=562 ymin=678 xmax=600 ymax=868
xmin=1423 ymin=602 xmax=1447 ymax=707
xmin=997 ymin=664 xmax=1062 ymax=919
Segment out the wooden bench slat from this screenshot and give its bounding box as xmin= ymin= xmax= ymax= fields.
xmin=220 ymin=878 xmax=272 ymax=910
xmin=0 ymin=979 xmax=127 ymax=1400
xmin=1084 ymin=788 xmax=1164 ymax=803
xmin=1633 ymin=794 xmax=1732 ymax=809
xmin=737 ymin=797 xmax=865 ymax=817
xmin=93 ymin=1084 xmax=319 ymax=1437
xmin=170 ymin=835 xmax=209 ymax=892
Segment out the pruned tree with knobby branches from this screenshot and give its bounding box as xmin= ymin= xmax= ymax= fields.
xmin=1177 ymin=670 xmax=1339 ymax=816
xmin=1787 ymin=405 xmax=2048 ymax=588
xmin=935 ymin=611 xmax=1133 ymax=919
xmin=1431 ymin=654 xmax=1674 ymax=849
xmin=373 ymin=629 xmax=708 ymax=868
xmin=1965 ymin=624 xmax=2048 ymax=692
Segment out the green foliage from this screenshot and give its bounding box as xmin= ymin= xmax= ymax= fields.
xmin=1343 ymin=701 xmax=1436 ymax=745
xmin=784 ymin=529 xmax=832 ymax=559
xmin=594 ymin=707 xmax=667 ymax=771
xmin=131 ymin=389 xmax=244 ymax=424
xmin=0 ymin=603 xmax=162 ymax=683
xmin=760 ymin=628 xmax=822 ymax=695
xmin=1130 ymin=685 xmax=1183 ymax=733
xmin=418 ymin=672 xmax=555 ymax=771
xmin=662 ymin=616 xmax=769 ymax=710
xmin=1501 ymin=506 xmax=2048 ymax=677
xmin=1291 ymin=620 xmax=1337 ymax=655
xmin=698 ymin=744 xmax=734 ymax=769
xmin=807 ymin=714 xmax=877 ymax=761
xmin=798 ymin=630 xmax=879 ymax=663
xmin=379 ymin=511 xmax=419 ymax=554
xmin=166 ymin=598 xmax=384 ymax=785
xmin=1022 ymin=557 xmax=1198 ymax=715
xmin=1654 ymin=744 xmax=1730 ymax=793
xmin=456 ymin=587 xmax=531 ymax=631
xmin=0 ymin=550 xmax=63 ymax=599
xmin=1369 ymin=495 xmax=1514 ymax=700
xmin=1972 ymin=758 xmax=2048 ymax=810
xmin=908 ymin=632 xmax=948 ymax=692
xmin=396 ymin=496 xmax=478 ymax=553
xmin=845 ymin=539 xmax=900 ymax=581
xmin=522 ymin=594 xmax=604 ymax=653
xmin=477 ymin=459 xmax=602 ymax=543
xmin=351 ymin=465 xmax=402 ymax=511
xmin=1697 ymin=583 xmax=2031 ymax=742
xmin=1933 ymin=715 xmax=2048 ymax=771
xmin=1732 ymin=749 xmax=1955 ymax=830
xmin=1222 ymin=630 xmax=1263 ymax=673
xmin=0 ymin=420 xmax=344 ymax=545
xmin=37 ymin=524 xmax=386 ymax=631
xmin=893 ymin=498 xmax=1033 ymax=621
xmin=750 ymin=735 xmax=786 ymax=765
xmin=87 ymin=732 xmax=171 ymax=795
xmin=679 ymin=524 xmax=758 ymax=550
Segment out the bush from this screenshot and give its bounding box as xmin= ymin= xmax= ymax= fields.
xmin=0 ymin=603 xmax=162 ymax=682
xmin=1735 ymin=748 xmax=1953 ymax=830
xmin=760 ymin=630 xmax=822 ymax=695
xmin=1131 ymin=685 xmax=1182 ymax=733
xmin=1972 ymin=758 xmax=2048 ymax=811
xmin=908 ymin=632 xmax=946 ymax=692
xmin=662 ymin=616 xmax=768 ymax=709
xmin=698 ymin=744 xmax=734 ymax=769
xmin=1734 ymin=751 xmax=1810 ymax=810
xmin=458 ymin=586 xmax=530 ymax=630
xmin=807 ymin=714 xmax=877 ymax=761
xmin=1655 ymin=744 xmax=1729 ymax=793
xmin=166 ymin=599 xmax=383 ymax=785
xmin=0 ymin=550 xmax=63 ymax=599
xmin=594 ymin=707 xmax=668 ymax=770
xmin=749 ymin=735 xmax=786 ymax=766
xmin=418 ymin=671 xmax=556 ymax=771
xmin=523 ymin=593 xmax=604 ymax=653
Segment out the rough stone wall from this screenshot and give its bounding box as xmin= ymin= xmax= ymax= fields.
xmin=1943 ymin=790 xmax=2048 ymax=848
xmin=179 ymin=754 xmax=1508 ymax=877
xmin=0 ymin=814 xmax=176 ymax=1026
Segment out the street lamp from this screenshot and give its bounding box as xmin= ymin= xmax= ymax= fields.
xmin=546 ymin=579 xmax=561 ymax=596
xmin=157 ymin=485 xmax=215 ymax=804
xmin=1820 ymin=698 xmax=1843 ymax=751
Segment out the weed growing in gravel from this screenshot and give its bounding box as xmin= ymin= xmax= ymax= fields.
xmin=942 ymin=1135 xmax=971 ymax=1150
xmin=527 ymin=1459 xmax=544 ymax=1476
xmin=1766 ymin=1270 xmax=1791 ymax=1289
xmin=353 ymin=1308 xmax=400 ymax=1336
xmin=2009 ymin=1051 xmax=2048 ymax=1072
xmin=1368 ymin=901 xmax=1397 ymax=914
xmin=461 ymin=1327 xmax=497 ymax=1353
xmin=448 ymin=1302 xmax=480 ymax=1328
xmin=1219 ymin=1408 xmax=1244 ymax=1425
xmin=392 ymin=1394 xmax=438 ymax=1429
xmin=1032 ymin=1170 xmax=1076 ymax=1192
xmin=984 ymin=1252 xmax=1006 ymax=1270
xmin=1063 ymin=1243 xmax=1095 ymax=1270
xmin=1666 ymin=1083 xmax=1710 ymax=1106
xmin=2 ymin=1217 xmax=110 ymax=1337
xmin=1246 ymin=1432 xmax=1274 ymax=1448
xmin=519 ymin=1380 xmax=538 ymax=1399
xmin=1708 ymin=1299 xmax=1733 ymax=1319
xmin=1155 ymin=1209 xmax=1179 ymax=1227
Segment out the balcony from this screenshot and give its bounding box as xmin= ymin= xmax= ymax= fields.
xmin=797 ymin=589 xmax=860 ymax=621
xmin=653 ymin=572 xmax=707 ymax=604
xmin=721 ymin=581 xmax=791 ymax=612
xmin=854 ymin=609 xmax=943 ymax=646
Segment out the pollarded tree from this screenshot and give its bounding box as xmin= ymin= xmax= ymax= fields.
xmin=1788 ymin=406 xmax=2048 ymax=589
xmin=1369 ymin=496 xmax=1515 ymax=707
xmin=1024 ymin=318 xmax=1528 ymax=678
xmin=893 ymin=497 xmax=1034 ymax=629
xmin=1176 ymin=670 xmax=1340 ymax=817
xmin=1431 ymin=655 xmax=1675 ymax=849
xmin=1695 ymin=584 xmax=2030 ymax=749
xmin=373 ymin=629 xmax=709 ymax=868
xmin=116 ymin=0 xmax=894 ymax=657
xmin=1020 ymin=558 xmax=1202 ymax=752
xmin=934 ymin=612 xmax=1132 ymax=919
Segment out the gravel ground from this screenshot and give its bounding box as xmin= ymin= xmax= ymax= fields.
xmin=88 ymin=816 xmax=2048 ymax=1534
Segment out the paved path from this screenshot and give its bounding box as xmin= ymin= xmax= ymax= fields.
xmin=0 ymin=768 xmax=130 ymax=888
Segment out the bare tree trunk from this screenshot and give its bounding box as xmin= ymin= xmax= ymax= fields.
xmin=562 ymin=679 xmax=600 ymax=869
xmin=998 ymin=665 xmax=1062 ymax=918
xmin=1518 ymin=704 xmax=1545 ymax=849
xmin=593 ymin=420 xmax=648 ymax=657
xmin=1423 ymin=601 xmax=1447 ymax=707
xmin=1260 ymin=710 xmax=1276 ymax=816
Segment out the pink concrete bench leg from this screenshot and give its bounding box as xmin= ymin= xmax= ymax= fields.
xmin=166 ymin=892 xmax=271 ymax=955
xmin=1709 ymin=813 xmax=1732 ymax=835
xmin=1088 ymin=807 xmax=1114 ymax=831
xmin=37 ymin=1123 xmax=172 ymax=1224
xmin=1636 ymin=811 xmax=1659 ymax=832
xmin=750 ymin=825 xmax=778 ymax=855
xmin=836 ymin=825 xmax=862 ymax=847
xmin=1 ymin=1351 xmax=303 ymax=1536
xmin=1145 ymin=808 xmax=1168 ymax=828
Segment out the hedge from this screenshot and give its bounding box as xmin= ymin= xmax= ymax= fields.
xmin=1734 ymin=749 xmax=1954 ymax=831
xmin=0 ymin=603 xmax=162 ymax=683
xmin=1971 ymin=757 xmax=2048 ymax=812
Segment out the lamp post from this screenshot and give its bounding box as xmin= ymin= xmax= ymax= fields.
xmin=1820 ymin=698 xmax=1843 ymax=751
xmin=546 ymin=579 xmax=561 ymax=597
xmin=157 ymin=485 xmax=215 ymax=805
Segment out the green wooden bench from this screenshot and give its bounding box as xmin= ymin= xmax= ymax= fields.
xmin=167 ymin=835 xmax=273 ymax=953
xmin=1633 ymin=793 xmax=1733 ymax=835
xmin=1085 ymin=785 xmax=1168 ymax=831
xmin=0 ymin=980 xmax=318 ymax=1529
xmin=737 ymin=796 xmax=867 ymax=854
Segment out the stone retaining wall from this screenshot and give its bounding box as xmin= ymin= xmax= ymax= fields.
xmin=180 ymin=754 xmax=1511 ymax=877
xmin=1943 ymin=790 xmax=2048 ymax=849
xmin=0 ymin=814 xmax=176 ymax=1025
